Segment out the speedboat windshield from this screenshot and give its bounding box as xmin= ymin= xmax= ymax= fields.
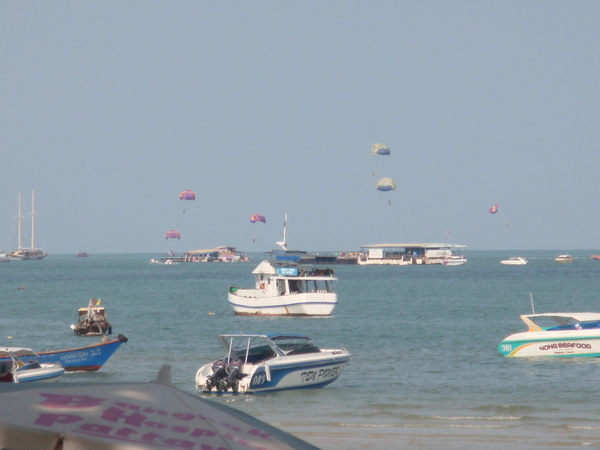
xmin=271 ymin=335 xmax=321 ymax=355
xmin=528 ymin=314 xmax=600 ymax=331
xmin=217 ymin=334 xmax=322 ymax=363
xmin=219 ymin=335 xmax=277 ymax=364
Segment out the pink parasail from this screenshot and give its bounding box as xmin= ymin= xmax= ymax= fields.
xmin=179 ymin=190 xmax=196 ymax=200
xmin=165 ymin=230 xmax=181 ymax=239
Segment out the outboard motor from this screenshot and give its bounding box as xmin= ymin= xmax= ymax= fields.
xmin=225 ymin=360 xmax=243 ymax=392
xmin=206 ymin=360 xmax=227 ymax=392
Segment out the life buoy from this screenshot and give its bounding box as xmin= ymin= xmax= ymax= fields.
xmin=259 ymin=283 xmax=265 ymax=290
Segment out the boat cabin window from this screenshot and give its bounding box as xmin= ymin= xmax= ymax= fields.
xmin=288 ymin=280 xmax=303 ymax=294
xmin=277 ymin=279 xmax=286 ymax=295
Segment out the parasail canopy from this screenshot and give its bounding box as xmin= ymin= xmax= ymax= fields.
xmin=179 ymin=190 xmax=196 ymax=200
xmin=250 ymin=214 xmax=266 ymax=223
xmin=165 ymin=230 xmax=181 ymax=239
xmin=371 ymin=143 xmax=391 ymax=156
xmin=489 ymin=204 xmax=499 ymax=214
xmin=376 ymin=177 xmax=396 ymax=192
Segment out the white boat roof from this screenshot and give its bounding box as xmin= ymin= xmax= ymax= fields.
xmin=0 ymin=347 xmax=33 ymax=352
xmin=252 ymin=260 xmax=276 ymax=275
xmin=524 ymin=313 xmax=600 ymax=321
xmin=185 ymin=246 xmax=238 ymax=253
xmin=360 ymin=243 xmax=466 ymax=249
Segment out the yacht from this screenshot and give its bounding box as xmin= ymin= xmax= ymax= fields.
xmin=8 ymin=192 xmax=47 ymax=260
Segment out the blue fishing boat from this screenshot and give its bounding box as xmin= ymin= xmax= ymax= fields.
xmin=36 ymin=334 xmax=128 ymax=372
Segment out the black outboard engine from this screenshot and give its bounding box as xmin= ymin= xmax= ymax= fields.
xmin=206 ymin=360 xmax=227 ymax=392
xmin=225 ymin=360 xmax=243 ymax=392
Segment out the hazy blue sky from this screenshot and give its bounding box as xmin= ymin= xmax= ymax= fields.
xmin=2 ymin=2 xmax=600 ymax=254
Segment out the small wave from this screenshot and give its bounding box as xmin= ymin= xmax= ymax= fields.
xmin=568 ymin=425 xmax=600 ymax=430
xmin=430 ymin=415 xmax=521 ymax=422
xmin=335 ymin=422 xmax=513 ymax=430
xmin=474 ymin=404 xmax=543 ymax=414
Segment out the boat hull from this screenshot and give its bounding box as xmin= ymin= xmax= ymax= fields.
xmin=7 ymin=250 xmax=47 ymax=261
xmin=36 ymin=335 xmax=128 ymax=371
xmin=228 ymin=291 xmax=337 ymax=316
xmin=443 ymin=258 xmax=467 ymax=266
xmin=197 ymin=353 xmax=351 ymax=393
xmin=15 ymin=364 xmax=65 ymax=383
xmin=499 ymin=334 xmax=600 ymax=357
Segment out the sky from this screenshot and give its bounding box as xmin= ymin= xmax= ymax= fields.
xmin=2 ymin=2 xmax=600 ymax=254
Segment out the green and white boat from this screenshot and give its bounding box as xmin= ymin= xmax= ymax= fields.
xmin=499 ymin=313 xmax=600 ymax=357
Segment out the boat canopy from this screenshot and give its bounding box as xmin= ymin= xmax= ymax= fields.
xmin=216 ymin=333 xmax=321 ymax=364
xmin=360 ymin=243 xmax=466 ymax=250
xmin=524 ymin=313 xmax=600 ymax=322
xmin=521 ymin=313 xmax=600 ymax=332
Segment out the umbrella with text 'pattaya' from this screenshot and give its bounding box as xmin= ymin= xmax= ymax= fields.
xmin=0 ymin=365 xmax=317 ymax=450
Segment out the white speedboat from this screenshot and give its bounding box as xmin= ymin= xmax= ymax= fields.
xmin=500 ymin=257 xmax=528 ymax=265
xmin=498 ymin=312 xmax=600 ymax=357
xmin=443 ymin=255 xmax=467 ymax=266
xmin=228 ymin=254 xmax=337 ymax=316
xmin=195 ymin=333 xmax=351 ymax=393
xmin=555 ymin=254 xmax=574 ymax=263
xmin=0 ymin=347 xmax=64 ymax=382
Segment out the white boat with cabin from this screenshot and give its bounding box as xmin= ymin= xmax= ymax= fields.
xmin=227 ymin=215 xmax=337 ymax=316
xmin=228 ymin=256 xmax=337 ymax=316
xmin=498 ymin=313 xmax=600 ymax=357
xmin=195 ymin=333 xmax=351 ymax=393
xmin=500 ymin=257 xmax=528 ymax=265
xmin=8 ymin=192 xmax=47 ymax=260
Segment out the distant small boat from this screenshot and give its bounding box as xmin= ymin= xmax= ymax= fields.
xmin=591 ymin=255 xmax=600 ymax=261
xmin=0 ymin=347 xmax=64 ymax=383
xmin=501 ymin=257 xmax=528 ymax=265
xmin=0 ymin=251 xmax=9 ymax=263
xmin=555 ymin=254 xmax=574 ymax=263
xmin=71 ymin=298 xmax=112 ymax=336
xmin=75 ymin=251 xmax=89 ymax=257
xmin=443 ymin=255 xmax=467 ymax=266
xmin=36 ymin=335 xmax=128 ymax=372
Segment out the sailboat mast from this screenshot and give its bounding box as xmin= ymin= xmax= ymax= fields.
xmin=16 ymin=193 xmax=22 ymax=251
xmin=30 ymin=190 xmax=37 ymax=250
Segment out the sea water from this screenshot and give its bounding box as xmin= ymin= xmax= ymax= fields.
xmin=2 ymin=251 xmax=600 ymax=449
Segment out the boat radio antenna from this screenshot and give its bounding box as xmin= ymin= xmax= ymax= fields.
xmin=276 ymin=213 xmax=288 ymax=250
xmin=530 ymin=292 xmax=535 ymax=314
